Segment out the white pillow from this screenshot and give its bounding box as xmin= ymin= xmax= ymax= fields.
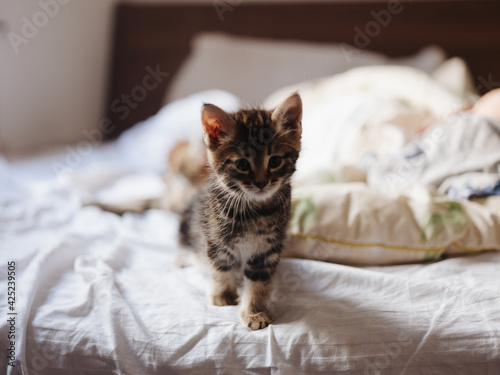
xmin=286 ymin=183 xmax=500 ymax=266
xmin=165 ymin=32 xmax=446 ymax=104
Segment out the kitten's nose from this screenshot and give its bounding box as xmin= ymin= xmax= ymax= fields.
xmin=254 ymin=180 xmax=268 ymax=189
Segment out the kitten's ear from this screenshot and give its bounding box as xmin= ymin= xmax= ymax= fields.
xmin=271 ymin=93 xmax=302 ymax=131
xmin=201 ymin=104 xmax=235 ymax=148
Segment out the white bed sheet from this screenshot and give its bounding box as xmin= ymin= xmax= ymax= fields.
xmin=1 ymin=170 xmax=500 ymax=374
xmin=2 ymin=87 xmax=500 ymax=374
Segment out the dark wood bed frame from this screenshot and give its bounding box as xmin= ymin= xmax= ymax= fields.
xmin=105 ymin=0 xmax=500 ymax=139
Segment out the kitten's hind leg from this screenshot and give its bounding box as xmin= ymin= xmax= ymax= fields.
xmin=210 ymin=268 xmax=239 ymax=306
xmin=174 ymin=247 xmax=197 ymax=268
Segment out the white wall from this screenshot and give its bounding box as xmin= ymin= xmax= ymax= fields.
xmin=0 ymin=0 xmax=383 ymax=156
xmin=0 ymin=0 xmax=117 ymax=156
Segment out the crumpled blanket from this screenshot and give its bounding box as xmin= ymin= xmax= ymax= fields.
xmin=367 ymin=112 xmax=500 ymax=199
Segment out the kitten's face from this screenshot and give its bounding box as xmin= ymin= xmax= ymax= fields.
xmin=201 ymin=94 xmax=302 ymax=202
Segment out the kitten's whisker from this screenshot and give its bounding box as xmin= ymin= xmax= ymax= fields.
xmin=221 ymin=191 xmax=233 ymax=218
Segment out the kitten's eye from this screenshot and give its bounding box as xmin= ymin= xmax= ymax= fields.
xmin=236 ymin=159 xmax=251 ymax=172
xmin=268 ymin=156 xmax=282 ymax=169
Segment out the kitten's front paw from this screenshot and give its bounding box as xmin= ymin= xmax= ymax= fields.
xmin=241 ymin=312 xmax=273 ymax=330
xmin=211 ymin=291 xmax=239 ymax=306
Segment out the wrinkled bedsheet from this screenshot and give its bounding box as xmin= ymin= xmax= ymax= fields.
xmin=1 ymin=158 xmax=500 ymax=375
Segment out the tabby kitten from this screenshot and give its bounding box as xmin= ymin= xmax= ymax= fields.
xmin=179 ymin=93 xmax=302 ymax=330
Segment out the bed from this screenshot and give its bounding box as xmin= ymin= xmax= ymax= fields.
xmin=3 ymin=1 xmax=500 ymax=374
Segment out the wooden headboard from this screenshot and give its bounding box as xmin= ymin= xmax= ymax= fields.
xmin=105 ymin=0 xmax=500 ymax=139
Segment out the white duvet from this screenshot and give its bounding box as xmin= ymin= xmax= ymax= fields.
xmin=2 ymin=79 xmax=500 ymax=373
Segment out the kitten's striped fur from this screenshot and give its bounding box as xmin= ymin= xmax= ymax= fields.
xmin=179 ymin=94 xmax=302 ymax=330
